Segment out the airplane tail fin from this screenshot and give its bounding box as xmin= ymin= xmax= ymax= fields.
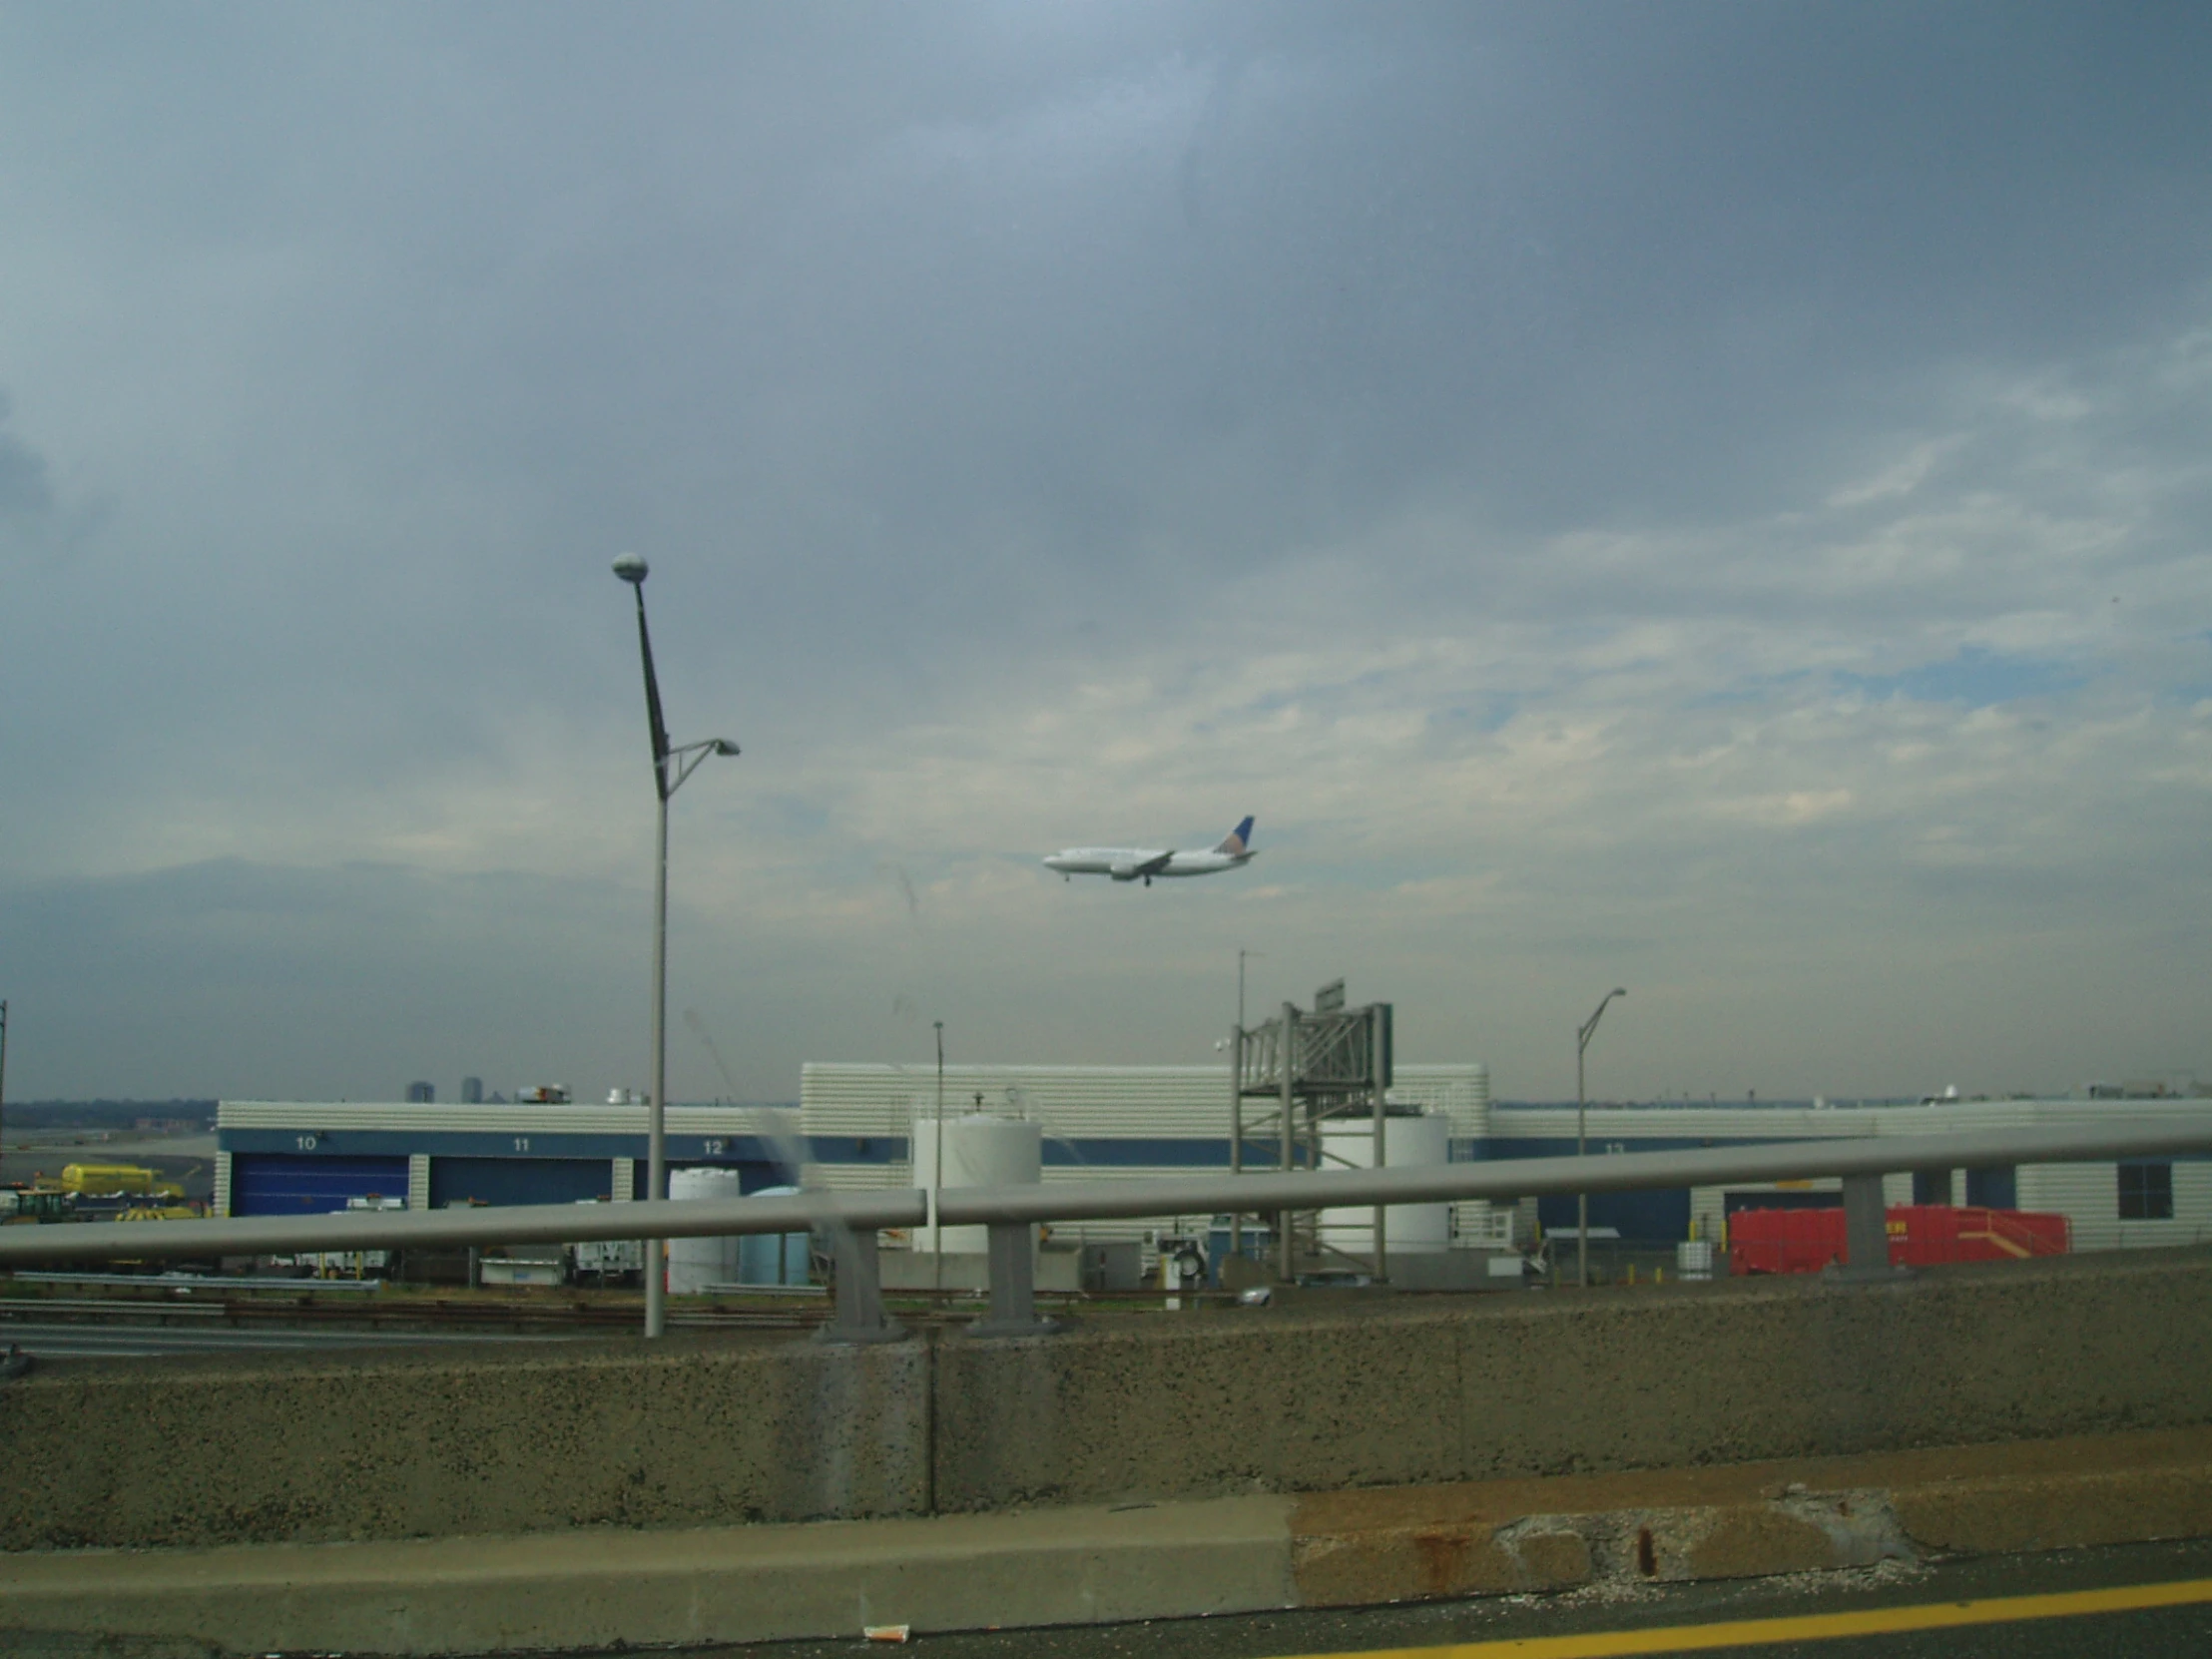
xmin=1215 ymin=816 xmax=1256 ymax=855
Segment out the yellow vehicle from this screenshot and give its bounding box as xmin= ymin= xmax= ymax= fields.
xmin=58 ymin=1164 xmax=184 ymax=1200
xmin=119 ymin=1205 xmax=203 ymax=1223
xmin=109 ymin=1201 xmax=214 ymax=1273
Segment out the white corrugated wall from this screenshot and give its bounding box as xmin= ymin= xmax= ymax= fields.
xmin=1504 ymin=1099 xmax=2212 ymax=1256
xmin=2017 ymin=1160 xmax=2212 ymax=1252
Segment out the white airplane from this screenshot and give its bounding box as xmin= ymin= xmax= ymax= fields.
xmin=1043 ymin=817 xmax=1258 ymax=885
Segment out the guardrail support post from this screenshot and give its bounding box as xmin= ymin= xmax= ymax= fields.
xmin=970 ymin=1221 xmax=1063 ymax=1338
xmin=819 ymin=1226 xmax=905 ymax=1344
xmin=1831 ymin=1171 xmax=1910 ymax=1283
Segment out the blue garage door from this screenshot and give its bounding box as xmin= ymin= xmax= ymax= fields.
xmin=1538 ymin=1187 xmax=1694 ymax=1242
xmin=233 ymin=1154 xmax=411 ymax=1216
xmin=429 ymin=1157 xmax=618 ymax=1209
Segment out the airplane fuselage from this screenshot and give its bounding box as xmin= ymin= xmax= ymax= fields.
xmin=1044 ymin=817 xmax=1257 ymax=885
xmin=1043 ymin=847 xmax=1254 ymax=881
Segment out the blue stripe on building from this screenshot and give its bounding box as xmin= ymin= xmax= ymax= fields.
xmin=1496 ymin=1132 xmax=1821 ymax=1243
xmin=223 ymin=1130 xmax=797 ymax=1164
xmin=226 ymin=1117 xmax=2088 ymax=1236
xmin=1484 ymin=1134 xmax=1832 ymax=1159
xmin=223 ymin=1131 xmax=1264 ymax=1168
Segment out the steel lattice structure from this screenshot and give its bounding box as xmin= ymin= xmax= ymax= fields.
xmin=1230 ymin=979 xmax=1395 ymax=1280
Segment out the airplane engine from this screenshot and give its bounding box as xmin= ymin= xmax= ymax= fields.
xmin=1110 ymin=862 xmax=1138 ymax=881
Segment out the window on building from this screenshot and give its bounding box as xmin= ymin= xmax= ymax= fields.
xmin=1964 ymin=1166 xmax=2016 ymax=1209
xmin=1912 ymin=1169 xmax=1953 ymax=1205
xmin=2117 ymin=1162 xmax=2174 ymax=1221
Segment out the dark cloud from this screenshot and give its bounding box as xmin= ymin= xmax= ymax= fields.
xmin=1 ymin=6 xmax=2209 ymax=1097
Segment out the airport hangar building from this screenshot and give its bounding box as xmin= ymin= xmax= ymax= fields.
xmin=216 ymin=1067 xmax=2212 ymax=1260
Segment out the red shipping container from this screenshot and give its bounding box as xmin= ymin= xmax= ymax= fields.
xmin=1727 ymin=1204 xmax=2069 ymax=1276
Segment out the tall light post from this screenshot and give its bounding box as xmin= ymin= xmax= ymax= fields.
xmin=1576 ymin=987 xmax=1627 ymax=1289
xmin=932 ymin=1019 xmax=945 ymax=1294
xmin=613 ymin=552 xmax=740 ymax=1339
xmin=1227 ymin=949 xmax=1262 ymax=1267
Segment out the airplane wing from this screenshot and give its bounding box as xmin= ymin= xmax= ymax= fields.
xmin=1135 ymin=850 xmax=1175 ymax=878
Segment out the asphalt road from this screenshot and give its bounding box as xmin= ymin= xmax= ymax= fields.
xmin=549 ymin=1538 xmax=2212 ymax=1659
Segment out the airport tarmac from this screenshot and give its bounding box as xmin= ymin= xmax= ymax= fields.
xmin=0 ymin=1129 xmax=216 ymax=1199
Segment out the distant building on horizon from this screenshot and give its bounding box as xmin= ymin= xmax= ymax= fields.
xmin=403 ymin=1081 xmax=434 ymax=1104
xmin=460 ymin=1076 xmax=484 ymax=1105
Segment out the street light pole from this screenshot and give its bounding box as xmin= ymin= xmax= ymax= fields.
xmin=933 ymin=1019 xmax=945 ymax=1294
xmin=614 ymin=552 xmax=739 ymax=1339
xmin=1576 ymin=987 xmax=1627 ymax=1289
xmin=1227 ymin=949 xmax=1262 ymax=1268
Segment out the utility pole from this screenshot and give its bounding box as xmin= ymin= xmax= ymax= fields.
xmin=1228 ymin=949 xmax=1260 ymax=1268
xmin=1576 ymin=987 xmax=1627 ymax=1289
xmin=612 ymin=553 xmax=739 ymax=1339
xmin=933 ymin=1020 xmax=945 ymax=1293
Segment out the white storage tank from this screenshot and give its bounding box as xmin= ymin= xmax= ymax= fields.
xmin=667 ymin=1166 xmax=744 ymax=1294
xmin=1318 ymin=1111 xmax=1452 ymax=1257
xmin=911 ymin=1113 xmax=1042 ymax=1254
xmin=735 ymin=1185 xmax=812 ymax=1286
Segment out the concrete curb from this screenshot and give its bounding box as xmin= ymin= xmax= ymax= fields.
xmin=0 ymin=1496 xmax=1298 ymax=1657
xmin=5 ymin=1428 xmax=2211 ymax=1656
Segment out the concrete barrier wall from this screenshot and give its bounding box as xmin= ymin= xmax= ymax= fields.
xmin=3 ymin=1248 xmax=2207 ymax=1551
xmin=934 ymin=1248 xmax=2212 ymax=1510
xmin=0 ymin=1337 xmax=927 ymax=1551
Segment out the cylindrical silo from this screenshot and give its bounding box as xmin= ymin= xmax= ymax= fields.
xmin=666 ymin=1166 xmax=744 ymax=1294
xmin=735 ymin=1184 xmax=812 ymax=1286
xmin=1319 ymin=1111 xmax=1452 ymax=1257
xmin=912 ymin=1114 xmax=1041 ymax=1254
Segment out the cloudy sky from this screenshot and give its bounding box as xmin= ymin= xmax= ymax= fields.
xmin=3 ymin=4 xmax=2208 ymax=1105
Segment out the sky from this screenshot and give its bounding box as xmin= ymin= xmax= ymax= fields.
xmin=3 ymin=3 xmax=2209 ymax=1106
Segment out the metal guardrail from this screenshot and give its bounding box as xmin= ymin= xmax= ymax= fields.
xmin=3 ymin=1118 xmax=2208 ymax=1339
xmin=8 ymin=1271 xmax=383 ymax=1293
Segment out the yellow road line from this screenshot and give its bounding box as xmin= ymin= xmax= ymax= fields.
xmin=1277 ymin=1575 xmax=2212 ymax=1659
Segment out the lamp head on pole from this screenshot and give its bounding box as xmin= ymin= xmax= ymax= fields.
xmin=1579 ymin=986 xmax=1628 ymax=1052
xmin=612 ymin=552 xmax=649 ymax=586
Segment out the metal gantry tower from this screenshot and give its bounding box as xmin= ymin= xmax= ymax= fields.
xmin=1228 ymin=979 xmax=1393 ymax=1282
